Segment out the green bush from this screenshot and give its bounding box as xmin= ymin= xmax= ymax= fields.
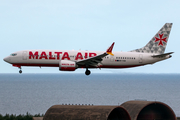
xmin=0 ymin=113 xmax=44 ymax=120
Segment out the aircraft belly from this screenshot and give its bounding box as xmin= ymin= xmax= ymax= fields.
xmin=101 ymin=60 xmax=141 ymax=68
xmin=13 ymin=59 xmax=59 ymax=67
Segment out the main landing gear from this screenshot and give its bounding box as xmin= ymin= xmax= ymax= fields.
xmin=19 ymin=70 xmax=22 ymax=74
xmin=85 ymin=68 xmax=91 ymax=76
xmin=19 ymin=67 xmax=22 ymax=74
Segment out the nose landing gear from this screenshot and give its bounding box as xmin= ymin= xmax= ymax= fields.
xmin=85 ymin=68 xmax=91 ymax=75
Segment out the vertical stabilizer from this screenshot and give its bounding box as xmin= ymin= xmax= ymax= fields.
xmin=131 ymin=23 xmax=173 ymax=54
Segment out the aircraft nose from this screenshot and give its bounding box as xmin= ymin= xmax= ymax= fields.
xmin=3 ymin=57 xmax=10 ymax=63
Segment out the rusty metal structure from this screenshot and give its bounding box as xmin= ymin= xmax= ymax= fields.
xmin=43 ymin=101 xmax=176 ymax=120
xmin=43 ymin=105 xmax=115 ymax=120
xmin=120 ymin=100 xmax=176 ymax=120
xmin=107 ymin=106 xmax=131 ymax=120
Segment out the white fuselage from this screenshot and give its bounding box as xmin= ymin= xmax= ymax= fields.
xmin=3 ymin=23 xmax=173 ymax=75
xmin=4 ymin=50 xmax=170 ymax=69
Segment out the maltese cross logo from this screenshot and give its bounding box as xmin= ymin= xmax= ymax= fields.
xmin=155 ymin=34 xmax=167 ymax=46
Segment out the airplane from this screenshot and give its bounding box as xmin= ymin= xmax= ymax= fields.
xmin=4 ymin=23 xmax=173 ymax=75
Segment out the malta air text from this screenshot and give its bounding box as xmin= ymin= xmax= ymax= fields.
xmin=29 ymin=51 xmax=97 ymax=60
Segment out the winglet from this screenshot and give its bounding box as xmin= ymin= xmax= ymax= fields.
xmin=106 ymin=42 xmax=115 ymax=56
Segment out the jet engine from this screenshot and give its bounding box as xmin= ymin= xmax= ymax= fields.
xmin=59 ymin=60 xmax=77 ymax=71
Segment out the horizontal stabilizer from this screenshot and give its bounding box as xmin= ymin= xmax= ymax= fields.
xmin=152 ymin=52 xmax=174 ymax=57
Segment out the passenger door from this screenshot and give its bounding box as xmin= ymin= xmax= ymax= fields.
xmin=22 ymin=51 xmax=27 ymax=60
xmin=139 ymin=54 xmax=143 ymax=63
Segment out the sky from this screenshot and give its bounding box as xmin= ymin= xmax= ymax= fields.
xmin=0 ymin=0 xmax=180 ymax=74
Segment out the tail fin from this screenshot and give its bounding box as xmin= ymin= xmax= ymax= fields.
xmin=131 ymin=23 xmax=173 ymax=54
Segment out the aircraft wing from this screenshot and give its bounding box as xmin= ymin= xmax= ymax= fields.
xmin=152 ymin=52 xmax=174 ymax=58
xmin=76 ymin=42 xmax=115 ymax=67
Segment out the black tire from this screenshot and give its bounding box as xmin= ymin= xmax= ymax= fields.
xmin=85 ymin=70 xmax=91 ymax=75
xmin=19 ymin=70 xmax=22 ymax=74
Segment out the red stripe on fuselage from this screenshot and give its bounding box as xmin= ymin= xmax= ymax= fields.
xmin=12 ymin=63 xmax=143 ymax=68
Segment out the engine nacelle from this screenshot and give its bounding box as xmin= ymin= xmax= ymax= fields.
xmin=59 ymin=60 xmax=77 ymax=71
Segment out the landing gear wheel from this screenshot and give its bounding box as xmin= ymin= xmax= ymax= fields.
xmin=19 ymin=70 xmax=22 ymax=74
xmin=85 ymin=70 xmax=91 ymax=75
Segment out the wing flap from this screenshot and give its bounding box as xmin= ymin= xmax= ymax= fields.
xmin=77 ymin=42 xmax=115 ymax=67
xmin=77 ymin=53 xmax=107 ymax=66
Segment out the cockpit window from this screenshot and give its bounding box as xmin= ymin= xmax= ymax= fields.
xmin=11 ymin=53 xmax=17 ymax=56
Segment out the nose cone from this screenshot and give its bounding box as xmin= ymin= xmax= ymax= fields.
xmin=3 ymin=57 xmax=10 ymax=63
